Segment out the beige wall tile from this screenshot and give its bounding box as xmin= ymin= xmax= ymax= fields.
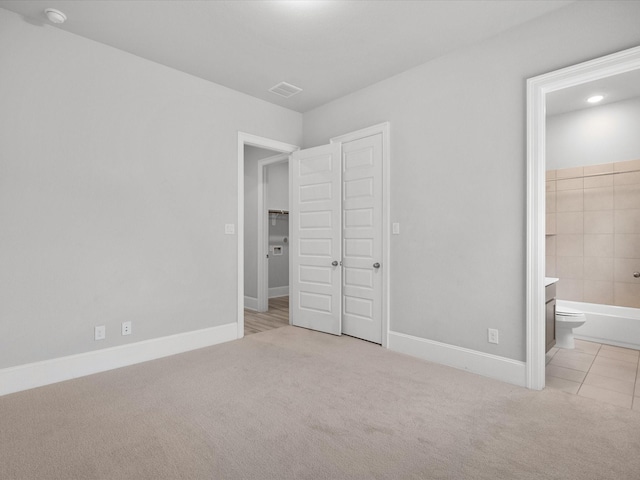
xmin=546 ymin=255 xmax=557 ymax=277
xmin=614 ymin=171 xmax=640 ymax=186
xmin=584 ymin=163 xmax=614 ymax=176
xmin=614 ymin=184 xmax=640 ymax=210
xmin=546 ymin=170 xmax=557 ymax=181
xmin=546 ymin=180 xmax=556 ymax=192
xmin=584 ymin=187 xmax=613 ymax=211
xmin=546 ymin=235 xmax=557 ymax=256
xmin=583 ymin=280 xmax=614 ymax=305
xmin=557 ymin=256 xmax=583 ymax=279
xmin=614 ymin=258 xmax=640 ymax=284
xmin=556 ymin=234 xmax=583 ymax=257
xmin=557 ymin=211 xmax=583 ymax=234
xmin=556 ymin=189 xmax=583 ymax=212
xmin=615 ymin=282 xmax=640 ymax=308
xmin=615 ymin=209 xmax=640 ymax=234
xmin=614 ymin=158 xmax=640 ymax=173
xmin=584 ymin=175 xmax=613 ymax=189
xmin=556 ymin=278 xmax=583 ymax=302
xmin=557 ymin=178 xmax=584 ymax=191
xmin=584 ymin=257 xmax=613 ymax=281
xmin=614 ymin=234 xmax=640 ymax=258
xmin=584 ymin=234 xmax=613 ymax=257
xmin=584 ymin=210 xmax=613 ymax=234
xmin=546 ymin=191 xmax=556 ymax=213
xmin=557 ymin=166 xmax=584 ymax=179
xmin=546 ymin=214 xmax=556 ymax=235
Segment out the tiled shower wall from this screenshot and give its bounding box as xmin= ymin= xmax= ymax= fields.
xmin=546 ymin=159 xmax=640 ymax=308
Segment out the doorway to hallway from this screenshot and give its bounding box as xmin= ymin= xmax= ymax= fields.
xmin=244 ymin=296 xmax=289 ymax=336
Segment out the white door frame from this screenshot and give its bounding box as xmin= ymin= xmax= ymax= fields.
xmin=330 ymin=122 xmax=391 ymax=348
xmin=257 ymin=153 xmax=290 ymax=312
xmin=238 ymin=133 xmax=299 ymax=339
xmin=525 ymin=46 xmax=640 ymax=390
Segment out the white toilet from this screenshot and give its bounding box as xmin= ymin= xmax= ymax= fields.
xmin=555 ymin=306 xmax=587 ymax=349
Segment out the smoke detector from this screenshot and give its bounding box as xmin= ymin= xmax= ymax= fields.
xmin=269 ymin=82 xmax=303 ymax=98
xmin=44 ymin=8 xmax=67 ymax=24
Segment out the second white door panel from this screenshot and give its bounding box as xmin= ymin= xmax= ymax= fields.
xmin=341 ymin=134 xmax=383 ymax=344
xmin=290 ymin=143 xmax=342 ymax=336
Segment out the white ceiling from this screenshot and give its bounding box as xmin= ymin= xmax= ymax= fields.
xmin=547 ymin=68 xmax=640 ymax=116
xmin=0 ymin=0 xmax=573 ymax=113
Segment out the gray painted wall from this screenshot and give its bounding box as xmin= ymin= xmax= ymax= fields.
xmin=0 ymin=9 xmax=302 ymax=369
xmin=547 ymin=97 xmax=640 ymax=170
xmin=3 ymin=1 xmax=640 ymax=373
xmin=267 ymin=162 xmax=289 ymax=211
xmin=267 ymin=162 xmax=289 ymax=292
xmin=302 ymin=0 xmax=640 ymax=362
xmin=268 ymin=214 xmax=289 ymax=291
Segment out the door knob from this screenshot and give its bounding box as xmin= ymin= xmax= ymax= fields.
xmin=332 ymin=260 xmax=339 ymax=266
xmin=634 ymin=272 xmax=640 ymax=278
xmin=373 ymin=262 xmax=380 ymax=269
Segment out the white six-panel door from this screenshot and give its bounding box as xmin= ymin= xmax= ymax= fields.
xmin=290 ymin=143 xmax=343 ymax=335
xmin=341 ymin=134 xmax=383 ymax=344
xmin=290 ymin=134 xmax=383 ymax=343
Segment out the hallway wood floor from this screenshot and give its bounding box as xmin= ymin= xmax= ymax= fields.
xmin=244 ymin=296 xmax=289 ymax=336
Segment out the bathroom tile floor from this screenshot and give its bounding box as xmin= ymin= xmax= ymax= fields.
xmin=546 ymin=339 xmax=640 ymax=410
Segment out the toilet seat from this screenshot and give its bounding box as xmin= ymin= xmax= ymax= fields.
xmin=556 ymin=306 xmax=585 ymax=318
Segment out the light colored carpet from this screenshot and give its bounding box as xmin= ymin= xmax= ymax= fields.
xmin=1 ymin=326 xmax=639 ymax=479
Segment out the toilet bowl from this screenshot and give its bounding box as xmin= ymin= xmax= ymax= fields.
xmin=555 ymin=306 xmax=587 ymax=349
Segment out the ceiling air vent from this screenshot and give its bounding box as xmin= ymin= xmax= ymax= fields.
xmin=269 ymin=82 xmax=303 ymax=98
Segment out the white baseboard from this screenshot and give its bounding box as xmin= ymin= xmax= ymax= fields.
xmin=244 ymin=296 xmax=258 ymax=311
xmin=388 ymin=331 xmax=526 ymax=387
xmin=0 ymin=322 xmax=237 ymax=397
xmin=269 ymin=286 xmax=289 ymax=298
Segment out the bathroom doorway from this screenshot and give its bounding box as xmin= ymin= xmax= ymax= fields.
xmin=526 ymin=45 xmax=640 ymax=391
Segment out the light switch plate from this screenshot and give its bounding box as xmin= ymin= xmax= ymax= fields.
xmin=392 ymin=223 xmax=400 ymax=235
xmin=224 ymin=224 xmax=235 ymax=235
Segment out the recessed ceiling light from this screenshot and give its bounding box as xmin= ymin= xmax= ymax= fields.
xmin=587 ymin=95 xmax=604 ymax=104
xmin=44 ymin=8 xmax=67 ymax=24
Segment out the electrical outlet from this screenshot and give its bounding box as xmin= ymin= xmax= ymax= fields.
xmin=224 ymin=224 xmax=235 ymax=235
xmin=488 ymin=328 xmax=499 ymax=344
xmin=95 ymin=325 xmax=106 ymax=341
xmin=121 ymin=321 xmax=132 ymax=336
